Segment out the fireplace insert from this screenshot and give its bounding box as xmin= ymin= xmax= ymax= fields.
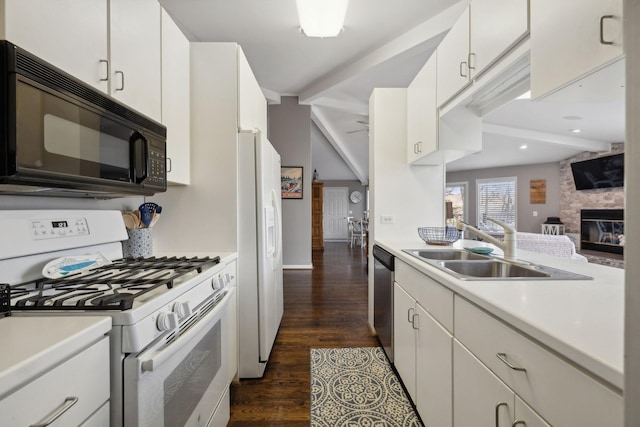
xmin=580 ymin=209 xmax=624 ymax=255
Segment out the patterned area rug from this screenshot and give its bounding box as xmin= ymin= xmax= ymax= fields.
xmin=310 ymin=347 xmax=423 ymax=426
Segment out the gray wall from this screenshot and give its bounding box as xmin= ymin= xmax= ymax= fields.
xmin=446 ymin=162 xmax=561 ymax=233
xmin=269 ymin=96 xmax=312 ymax=268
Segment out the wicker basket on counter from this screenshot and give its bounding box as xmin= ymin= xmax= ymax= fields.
xmin=418 ymin=226 xmax=461 ymax=245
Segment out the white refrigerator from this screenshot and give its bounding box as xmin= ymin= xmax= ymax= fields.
xmin=237 ymin=130 xmax=284 ymax=378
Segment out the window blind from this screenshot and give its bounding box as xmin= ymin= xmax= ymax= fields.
xmin=476 ymin=177 xmax=517 ymax=232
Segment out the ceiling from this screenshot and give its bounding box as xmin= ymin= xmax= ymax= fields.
xmin=159 ymin=0 xmax=625 ymax=184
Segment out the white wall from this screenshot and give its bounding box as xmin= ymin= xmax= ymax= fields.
xmin=625 ymin=0 xmax=640 ymax=424
xmin=368 ymin=88 xmax=445 ymax=326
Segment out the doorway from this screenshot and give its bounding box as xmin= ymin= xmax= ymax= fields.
xmin=323 ymin=187 xmax=349 ymax=241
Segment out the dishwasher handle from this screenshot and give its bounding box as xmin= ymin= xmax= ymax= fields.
xmin=373 ymin=245 xmax=394 ymax=271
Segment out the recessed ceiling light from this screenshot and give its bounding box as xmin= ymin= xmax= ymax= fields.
xmin=563 ymin=115 xmax=583 ymax=121
xmin=570 ymin=129 xmax=581 ymax=133
xmin=520 ymin=145 xmax=527 ymax=149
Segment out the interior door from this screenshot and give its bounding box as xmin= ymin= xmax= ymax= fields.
xmin=323 ymin=187 xmax=349 ymax=240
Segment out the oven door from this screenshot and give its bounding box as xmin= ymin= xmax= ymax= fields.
xmin=123 ymin=288 xmax=233 ymax=427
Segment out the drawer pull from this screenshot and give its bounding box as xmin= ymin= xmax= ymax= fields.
xmin=30 ymin=396 xmax=78 ymax=427
xmin=412 ymin=313 xmax=419 ymax=330
xmin=407 ymin=307 xmax=414 ymax=323
xmin=599 ymin=15 xmax=615 ymax=45
xmin=512 ymin=421 xmax=526 ymax=427
xmin=496 ymin=352 xmax=527 ymax=372
xmin=495 ymin=401 xmax=508 ymax=427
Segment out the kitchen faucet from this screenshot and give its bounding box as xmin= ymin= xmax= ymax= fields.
xmin=456 ymin=217 xmax=517 ymax=260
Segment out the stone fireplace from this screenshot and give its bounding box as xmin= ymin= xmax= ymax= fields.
xmin=580 ymin=209 xmax=624 ymax=255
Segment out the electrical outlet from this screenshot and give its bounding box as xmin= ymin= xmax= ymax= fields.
xmin=533 ymin=211 xmax=538 ymax=217
xmin=380 ymin=215 xmax=394 ymax=224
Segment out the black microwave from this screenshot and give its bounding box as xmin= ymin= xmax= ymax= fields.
xmin=0 ymin=41 xmax=167 ymax=198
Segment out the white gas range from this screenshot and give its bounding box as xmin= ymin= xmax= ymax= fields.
xmin=0 ymin=210 xmax=237 ymax=427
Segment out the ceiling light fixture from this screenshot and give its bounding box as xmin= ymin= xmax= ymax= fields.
xmin=296 ymin=0 xmax=349 ymax=38
xmin=520 ymin=145 xmax=528 ymax=149
xmin=570 ymin=129 xmax=581 ymax=133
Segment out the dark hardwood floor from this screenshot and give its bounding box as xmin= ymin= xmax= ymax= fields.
xmin=228 ymin=242 xmax=379 ymax=426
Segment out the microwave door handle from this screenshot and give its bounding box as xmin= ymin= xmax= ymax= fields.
xmin=130 ymin=132 xmax=149 ymax=184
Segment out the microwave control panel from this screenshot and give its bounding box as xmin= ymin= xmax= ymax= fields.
xmin=146 ymin=144 xmax=166 ymax=188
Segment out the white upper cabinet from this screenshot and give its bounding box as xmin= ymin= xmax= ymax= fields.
xmin=407 ymin=54 xmax=437 ymax=164
xmin=0 ymin=0 xmax=109 ymax=92
xmin=161 ymin=8 xmax=190 ymax=185
xmin=436 ymin=7 xmax=470 ymax=107
xmin=238 ymin=47 xmax=267 ymax=133
xmin=469 ymin=0 xmax=528 ymax=79
xmin=437 ymin=0 xmax=528 ymax=107
xmin=110 ymin=0 xmax=162 ymax=121
xmin=530 ymin=0 xmax=623 ymax=99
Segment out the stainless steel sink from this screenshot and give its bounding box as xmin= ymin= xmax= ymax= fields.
xmin=402 ymin=249 xmax=593 ymax=281
xmin=440 ymin=260 xmax=550 ymax=278
xmin=404 ymin=249 xmax=489 ymax=261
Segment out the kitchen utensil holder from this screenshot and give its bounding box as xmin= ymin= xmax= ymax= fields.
xmin=122 ymin=228 xmax=153 ymax=258
xmin=0 ymin=284 xmax=10 ymax=318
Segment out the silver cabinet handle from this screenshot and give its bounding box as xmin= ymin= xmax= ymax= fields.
xmin=495 ymin=402 xmax=508 ymax=427
xmin=115 ymin=70 xmax=125 ymax=91
xmin=468 ymin=52 xmax=476 ymax=71
xmin=413 ymin=143 xmax=419 ymax=154
xmin=512 ymin=421 xmax=526 ymax=427
xmin=417 ymin=141 xmax=422 ymax=154
xmin=99 ymin=59 xmax=109 ymax=82
xmin=496 ymin=352 xmax=527 ymax=371
xmin=407 ymin=307 xmax=414 ymax=322
xmin=30 ymin=396 xmax=78 ymax=427
xmin=600 ymin=15 xmax=615 ymax=45
xmin=167 ymin=157 xmax=173 ymax=173
xmin=411 ymin=313 xmax=419 ymax=330
xmin=459 ymin=61 xmax=468 ymax=78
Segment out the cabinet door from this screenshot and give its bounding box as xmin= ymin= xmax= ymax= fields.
xmin=110 ymin=0 xmax=162 ymax=121
xmin=469 ymin=0 xmax=528 ymax=78
xmin=161 ymin=8 xmax=191 ymax=185
xmin=415 ymin=304 xmax=452 ymax=427
xmin=530 ymin=0 xmax=623 ymax=99
xmin=436 ymin=7 xmax=470 ymax=107
xmin=2 ymin=0 xmax=109 ymax=92
xmin=393 ymin=283 xmax=417 ymax=402
xmin=453 ymin=341 xmax=514 ymax=427
xmin=407 ymin=55 xmax=437 ymax=164
xmin=514 ymin=396 xmax=551 ymax=427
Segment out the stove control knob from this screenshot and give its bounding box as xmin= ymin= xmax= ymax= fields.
xmin=173 ymin=302 xmax=192 ymax=319
xmin=157 ymin=312 xmax=178 ymax=332
xmin=212 ymin=275 xmax=223 ymax=290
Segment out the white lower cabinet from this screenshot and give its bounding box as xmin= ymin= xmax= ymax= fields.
xmin=454 ymin=341 xmax=550 ymax=427
xmin=394 ymin=282 xmax=452 ymax=426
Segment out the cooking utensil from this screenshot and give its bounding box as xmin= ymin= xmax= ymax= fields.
xmin=122 ymin=212 xmax=138 ymax=229
xmin=139 ymin=202 xmax=159 ymax=216
xmin=133 ymin=210 xmax=142 ymax=228
xmin=148 ymin=205 xmax=162 ymax=228
xmin=139 ymin=205 xmax=153 ymax=228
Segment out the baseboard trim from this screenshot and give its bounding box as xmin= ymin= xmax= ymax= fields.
xmin=283 ymin=264 xmax=314 ymax=270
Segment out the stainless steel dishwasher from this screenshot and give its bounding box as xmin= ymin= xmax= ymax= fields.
xmin=373 ymin=245 xmax=394 ymax=363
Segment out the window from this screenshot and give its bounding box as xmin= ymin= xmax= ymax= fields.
xmin=476 ymin=177 xmax=517 ymax=232
xmin=445 ymin=182 xmax=467 ymax=227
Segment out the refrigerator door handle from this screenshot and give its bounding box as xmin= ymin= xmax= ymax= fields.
xmin=271 ymin=189 xmax=281 ymax=263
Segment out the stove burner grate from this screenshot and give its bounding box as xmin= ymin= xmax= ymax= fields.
xmin=9 ymin=256 xmax=221 ymax=311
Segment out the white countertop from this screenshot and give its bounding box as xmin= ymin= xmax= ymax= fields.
xmin=0 ymin=316 xmax=112 ymax=399
xmin=376 ymin=238 xmax=624 ymax=390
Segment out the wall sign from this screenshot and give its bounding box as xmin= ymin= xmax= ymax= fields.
xmin=530 ymin=179 xmax=546 ymax=204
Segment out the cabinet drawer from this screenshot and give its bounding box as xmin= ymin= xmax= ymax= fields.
xmin=0 ymin=336 xmax=110 ymax=427
xmin=395 ymin=259 xmax=453 ymax=332
xmin=454 ymin=296 xmax=622 ymax=426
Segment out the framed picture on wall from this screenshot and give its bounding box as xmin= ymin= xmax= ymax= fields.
xmin=281 ymin=166 xmax=303 ymax=199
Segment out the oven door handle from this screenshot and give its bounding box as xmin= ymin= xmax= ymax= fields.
xmin=141 ymin=288 xmax=233 ymax=372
